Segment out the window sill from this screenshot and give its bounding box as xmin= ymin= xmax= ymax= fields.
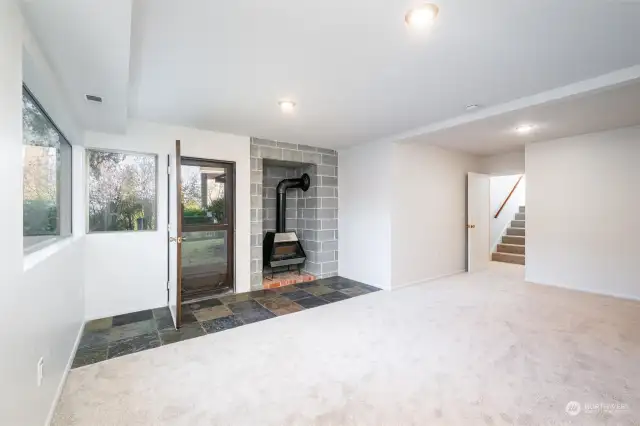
xmin=23 ymin=235 xmax=77 ymax=272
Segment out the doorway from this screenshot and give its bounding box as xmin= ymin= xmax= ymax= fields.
xmin=180 ymin=157 xmax=235 ymax=302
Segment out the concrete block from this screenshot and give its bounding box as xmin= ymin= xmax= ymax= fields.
xmin=251 ymin=222 xmax=262 ymax=235
xmin=316 ymin=251 xmax=335 ymax=263
xmin=316 ymin=187 xmax=334 ymax=197
xmin=322 ymin=240 xmax=338 ymax=251
xmin=251 ymin=158 xmax=262 ymax=171
xmin=317 ymin=165 xmax=336 ymax=176
xmin=322 ymin=261 xmax=338 ymax=274
xmin=298 ymin=144 xmax=318 ymax=152
xmin=265 ymin=166 xmax=287 ymax=178
xmin=321 ymin=198 xmax=338 ymax=208
xmin=251 ymin=171 xmax=263 ymax=184
xmin=260 ymin=146 xmax=283 ymax=160
xmin=321 ymin=219 xmax=338 ymax=230
xmin=305 ymin=219 xmax=321 ymax=230
xmin=305 ymin=197 xmax=319 ymax=208
xmin=252 ymin=138 xmax=278 ymax=147
xmin=303 ymin=230 xmax=318 ymax=241
xmin=250 ymin=145 xmax=260 ymax=158
xmin=282 ymin=149 xmax=303 ymax=162
xmin=317 ymin=147 xmax=337 ymax=155
xmin=304 ymin=240 xmax=321 ymax=252
xmin=320 ymin=176 xmax=338 ymax=187
xmin=317 ymin=230 xmax=335 ymax=241
xmin=305 ymin=251 xmax=317 ymax=263
xmin=251 ymin=246 xmax=262 ymax=260
xmin=302 ymin=152 xmax=321 ymax=164
xmin=304 ymin=261 xmax=322 ymax=275
xmin=277 ymin=141 xmax=298 ymax=149
xmin=302 ymin=208 xmax=316 ymax=219
xmin=316 ymin=209 xmax=336 ymax=219
xmin=251 ymin=196 xmax=261 ymax=209
xmin=251 ymin=273 xmax=263 ymax=288
xmin=263 ymin=187 xmax=276 ymax=199
xmin=321 ymin=154 xmax=338 ymax=166
xmin=264 ymin=198 xmax=276 ymax=209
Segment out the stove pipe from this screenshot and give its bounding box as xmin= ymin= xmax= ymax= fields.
xmin=275 ymin=173 xmax=311 ymax=233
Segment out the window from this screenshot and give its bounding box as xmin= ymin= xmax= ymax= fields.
xmin=22 ymin=86 xmax=72 ymax=252
xmin=87 ymin=150 xmax=157 ymax=232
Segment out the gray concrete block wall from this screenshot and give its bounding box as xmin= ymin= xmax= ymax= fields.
xmin=262 ymin=165 xmax=300 ymax=235
xmin=250 ymin=138 xmax=338 ymax=289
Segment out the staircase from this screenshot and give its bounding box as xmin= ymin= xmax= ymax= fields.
xmin=492 ymin=206 xmax=525 ymax=265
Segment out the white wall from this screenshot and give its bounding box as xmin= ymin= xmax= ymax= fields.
xmin=489 ymin=175 xmax=525 ymax=251
xmin=0 ymin=3 xmax=85 ymax=425
xmin=84 ymin=120 xmax=251 ymax=320
xmin=526 ymin=126 xmax=640 ymax=300
xmin=391 ymin=144 xmax=480 ymax=287
xmin=338 ymin=141 xmax=393 ymax=290
xmin=480 ymin=149 xmax=525 ymax=175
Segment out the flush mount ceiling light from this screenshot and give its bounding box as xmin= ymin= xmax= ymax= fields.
xmin=278 ymin=100 xmax=296 ymax=113
xmin=405 ymin=3 xmax=439 ymax=29
xmin=515 ymin=124 xmax=536 ymax=135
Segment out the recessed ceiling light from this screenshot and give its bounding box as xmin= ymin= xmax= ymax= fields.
xmin=278 ymin=100 xmax=296 ymax=113
xmin=465 ymin=104 xmax=481 ymax=111
xmin=515 ymin=124 xmax=536 ymax=135
xmin=85 ymin=94 xmax=103 ymax=103
xmin=405 ymin=3 xmax=439 ymax=29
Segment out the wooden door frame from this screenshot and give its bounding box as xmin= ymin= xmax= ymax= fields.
xmin=180 ymin=156 xmax=236 ymax=294
xmin=175 ymin=140 xmax=183 ymax=327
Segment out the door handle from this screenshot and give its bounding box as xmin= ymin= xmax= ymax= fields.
xmin=169 ymin=236 xmax=184 ymax=243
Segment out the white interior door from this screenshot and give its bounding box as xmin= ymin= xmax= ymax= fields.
xmin=167 ymin=141 xmax=182 ymax=328
xmin=467 ymin=172 xmax=490 ymax=272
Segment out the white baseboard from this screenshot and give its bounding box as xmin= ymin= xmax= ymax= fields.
xmin=392 ymin=270 xmax=466 ymax=290
xmin=525 ymin=277 xmax=640 ymax=303
xmin=45 ymin=321 xmax=85 ymax=426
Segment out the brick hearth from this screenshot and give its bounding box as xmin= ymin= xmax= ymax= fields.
xmin=262 ymin=272 xmax=316 ymax=289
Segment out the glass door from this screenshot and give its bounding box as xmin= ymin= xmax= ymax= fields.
xmin=180 ymin=157 xmax=235 ymax=302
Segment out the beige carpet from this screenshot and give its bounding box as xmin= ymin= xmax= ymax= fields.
xmin=53 ymin=263 xmax=640 ymax=425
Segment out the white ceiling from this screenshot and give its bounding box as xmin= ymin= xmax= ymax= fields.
xmin=20 ymin=0 xmax=640 ymax=150
xmin=20 ymin=0 xmax=132 ymax=133
xmin=401 ymin=76 xmax=640 ymax=155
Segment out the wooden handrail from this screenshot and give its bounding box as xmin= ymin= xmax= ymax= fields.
xmin=494 ymin=175 xmax=523 ymax=219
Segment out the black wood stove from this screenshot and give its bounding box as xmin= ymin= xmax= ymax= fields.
xmin=263 ymin=173 xmax=311 ymax=277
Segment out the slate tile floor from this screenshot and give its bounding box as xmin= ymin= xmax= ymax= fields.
xmin=72 ymin=276 xmax=380 ymax=369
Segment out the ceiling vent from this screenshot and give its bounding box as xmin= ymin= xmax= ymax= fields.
xmin=85 ymin=94 xmax=103 ymax=103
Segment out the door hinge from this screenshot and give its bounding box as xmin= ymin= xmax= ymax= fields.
xmin=167 ymin=166 xmax=171 ymax=175
xmin=167 ymin=223 xmax=171 ymax=232
xmin=167 ymin=281 xmax=170 ymax=290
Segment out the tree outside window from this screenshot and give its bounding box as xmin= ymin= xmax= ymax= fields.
xmin=23 ymin=86 xmax=72 ymax=251
xmin=87 ymin=150 xmax=157 ymax=232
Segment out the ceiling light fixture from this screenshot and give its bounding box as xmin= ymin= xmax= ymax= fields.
xmin=278 ymin=100 xmax=296 ymax=113
xmin=465 ymin=104 xmax=481 ymax=111
xmin=405 ymin=3 xmax=439 ymax=29
xmin=515 ymin=124 xmax=536 ymax=135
